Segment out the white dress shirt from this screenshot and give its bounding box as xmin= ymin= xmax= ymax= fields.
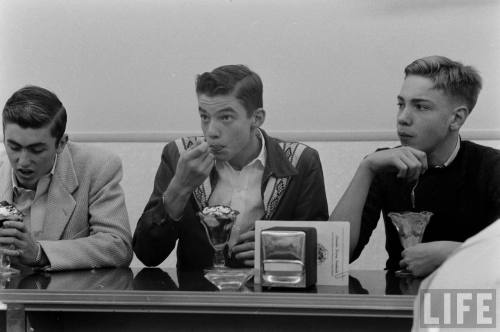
xmin=12 ymin=155 xmax=57 ymax=240
xmin=209 ymin=130 xmax=266 ymax=246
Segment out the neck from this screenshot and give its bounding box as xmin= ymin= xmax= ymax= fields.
xmin=427 ymin=133 xmax=459 ymax=166
xmin=228 ymin=129 xmax=262 ymax=170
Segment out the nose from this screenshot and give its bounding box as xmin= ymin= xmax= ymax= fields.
xmin=17 ymin=149 xmax=31 ymax=167
xmin=205 ymin=119 xmax=220 ymax=139
xmin=397 ymin=105 xmax=413 ymax=126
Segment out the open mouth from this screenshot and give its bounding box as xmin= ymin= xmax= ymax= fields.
xmin=16 ymin=169 xmax=34 ymax=178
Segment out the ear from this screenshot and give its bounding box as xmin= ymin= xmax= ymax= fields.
xmin=449 ymin=105 xmax=469 ymax=131
xmin=56 ymin=134 xmax=68 ymax=154
xmin=251 ymin=108 xmax=266 ymax=129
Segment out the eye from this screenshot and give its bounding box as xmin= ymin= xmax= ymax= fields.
xmin=7 ymin=144 xmax=21 ymax=152
xmin=29 ymin=148 xmax=45 ymax=154
xmin=220 ymin=115 xmax=233 ymax=122
xmin=415 ymin=104 xmax=430 ymax=111
xmin=199 ymin=114 xmax=209 ymax=122
xmin=397 ymin=102 xmax=404 ymax=110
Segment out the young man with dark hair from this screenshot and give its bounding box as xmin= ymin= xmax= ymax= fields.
xmin=331 ymin=56 xmax=500 ymax=277
xmin=0 ymin=86 xmax=132 ymax=271
xmin=133 ymin=64 xmax=328 ymax=269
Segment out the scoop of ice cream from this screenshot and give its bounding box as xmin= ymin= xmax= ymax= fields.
xmin=0 ymin=201 xmax=22 ymax=217
xmin=201 ymin=205 xmax=238 ymax=218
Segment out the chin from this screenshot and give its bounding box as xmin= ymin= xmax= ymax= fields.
xmin=400 ymin=139 xmax=420 ymax=150
xmin=214 ymin=153 xmax=230 ymax=162
xmin=19 ymin=181 xmax=37 ymax=190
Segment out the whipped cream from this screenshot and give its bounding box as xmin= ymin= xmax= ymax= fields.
xmin=201 ymin=205 xmax=238 ymax=217
xmin=0 ymin=201 xmax=22 ymax=217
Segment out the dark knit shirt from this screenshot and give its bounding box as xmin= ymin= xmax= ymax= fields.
xmin=354 ymin=140 xmax=500 ymax=270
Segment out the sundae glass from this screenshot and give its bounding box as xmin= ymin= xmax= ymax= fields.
xmin=198 ymin=206 xmax=253 ymax=290
xmin=198 ymin=205 xmax=239 ymax=269
xmin=388 ymin=211 xmax=433 ymax=277
xmin=0 ymin=201 xmax=23 ymax=277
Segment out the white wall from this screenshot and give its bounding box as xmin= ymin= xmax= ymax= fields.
xmin=1 ymin=0 xmax=499 ymax=139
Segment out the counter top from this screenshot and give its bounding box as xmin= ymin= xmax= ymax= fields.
xmin=0 ymin=268 xmax=421 ymax=318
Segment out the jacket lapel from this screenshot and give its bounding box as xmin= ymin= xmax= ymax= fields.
xmin=260 ymin=130 xmax=304 ymax=220
xmin=193 ymin=176 xmax=213 ymax=210
xmin=42 ymin=144 xmax=78 ymax=240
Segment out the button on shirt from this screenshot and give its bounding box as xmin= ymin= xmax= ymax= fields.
xmin=209 ymin=131 xmax=266 ymax=245
xmin=12 ymin=156 xmax=57 ymax=240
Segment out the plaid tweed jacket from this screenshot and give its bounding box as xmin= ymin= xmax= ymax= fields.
xmin=0 ymin=142 xmax=133 ymax=271
xmin=133 ymin=129 xmax=328 ymax=270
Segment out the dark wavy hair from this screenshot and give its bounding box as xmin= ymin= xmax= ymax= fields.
xmin=3 ymin=85 xmax=67 ymax=143
xmin=195 ymin=65 xmax=263 ymax=116
xmin=404 ymin=56 xmax=482 ymax=112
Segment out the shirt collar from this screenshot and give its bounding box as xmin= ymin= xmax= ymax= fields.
xmin=435 ymin=136 xmax=460 ymax=168
xmin=12 ymin=154 xmax=58 ymax=190
xmin=253 ymin=129 xmax=267 ymax=168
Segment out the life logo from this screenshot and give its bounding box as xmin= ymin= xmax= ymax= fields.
xmin=419 ymin=289 xmax=496 ymax=328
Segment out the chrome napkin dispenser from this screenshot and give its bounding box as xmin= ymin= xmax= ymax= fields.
xmin=260 ymin=226 xmax=317 ymax=288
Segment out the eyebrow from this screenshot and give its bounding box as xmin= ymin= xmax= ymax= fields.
xmin=6 ymin=140 xmax=47 ymax=149
xmin=198 ymin=107 xmax=236 ymax=114
xmin=397 ymin=96 xmax=433 ymax=103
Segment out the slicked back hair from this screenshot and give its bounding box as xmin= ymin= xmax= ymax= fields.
xmin=404 ymin=56 xmax=482 ymax=112
xmin=195 ymin=65 xmax=263 ymax=116
xmin=3 ymin=85 xmax=67 ymax=143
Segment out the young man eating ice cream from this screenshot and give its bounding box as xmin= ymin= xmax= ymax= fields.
xmin=133 ymin=65 xmax=328 ymax=270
